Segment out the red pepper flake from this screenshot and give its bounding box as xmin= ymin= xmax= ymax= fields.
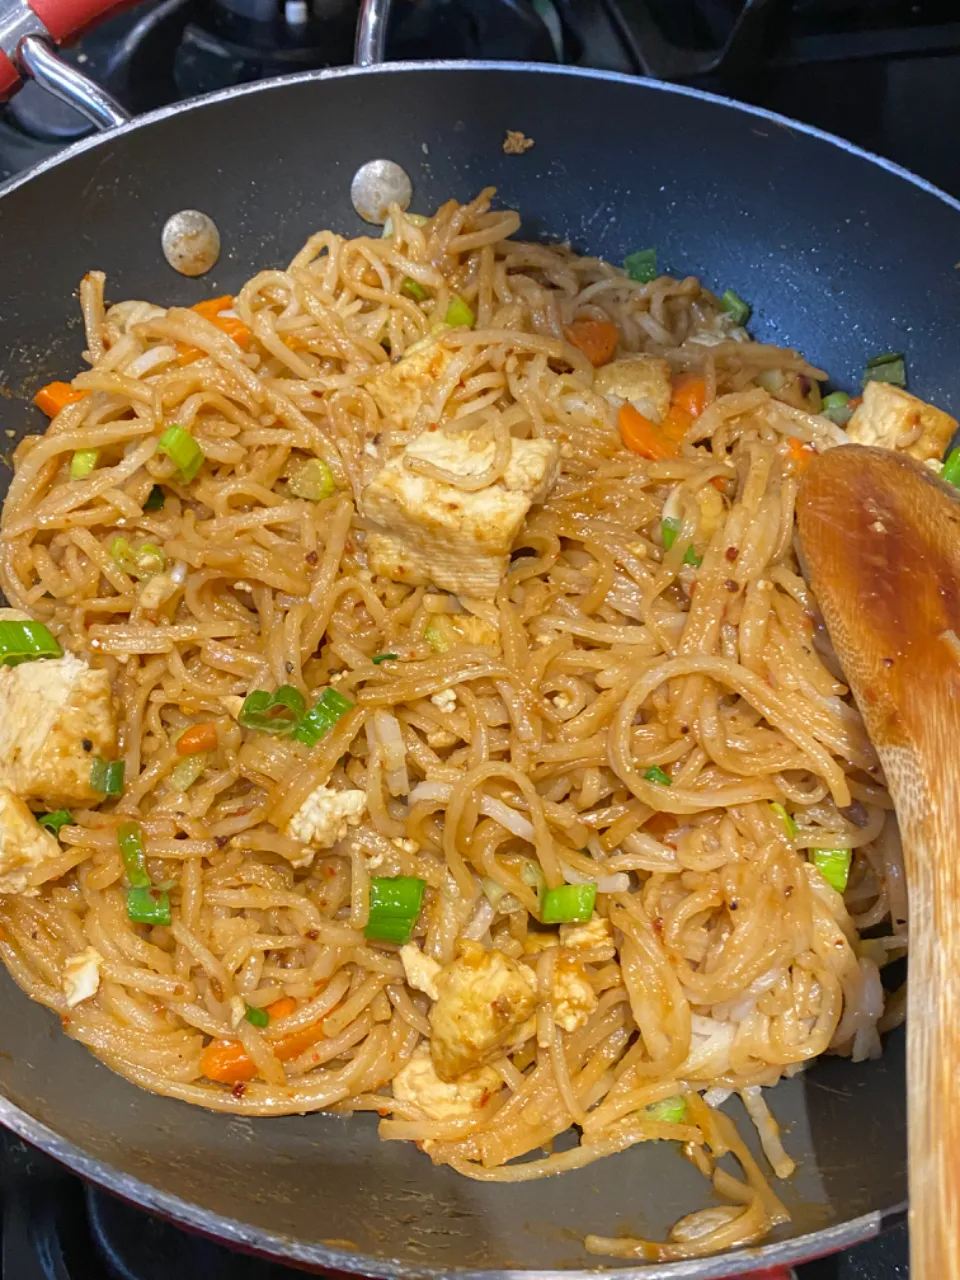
xmin=231 ymin=1081 xmax=247 ymax=1098
xmin=652 ymin=916 xmax=664 ymax=936
xmin=725 ymin=546 xmax=739 ymax=562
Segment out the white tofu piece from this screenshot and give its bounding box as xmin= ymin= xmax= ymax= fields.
xmin=368 ymin=334 xmax=456 ymax=430
xmin=0 ymin=786 xmax=62 ymax=895
xmin=284 ymin=784 xmax=367 ymax=866
xmin=392 ymin=1042 xmax=501 ymax=1121
xmin=62 ymin=947 xmax=103 ymax=1007
xmin=0 ymin=652 xmax=117 ymax=808
xmin=400 ymin=943 xmax=442 ymax=1001
xmin=551 ymin=952 xmax=599 ymax=1032
xmin=559 ymin=914 xmax=617 ymax=962
xmin=429 ymin=939 xmax=538 ymax=1079
xmin=593 ymin=356 xmax=673 ymax=422
xmin=846 ymin=380 xmax=957 ymax=464
xmin=430 ymin=689 xmax=457 ymax=714
xmin=359 ymin=427 xmax=560 ymax=599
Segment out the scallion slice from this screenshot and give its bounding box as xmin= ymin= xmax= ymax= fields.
xmin=770 ymin=801 xmax=797 ymax=839
xmin=444 ymin=295 xmax=475 ymax=329
xmin=245 ymin=1004 xmax=270 ymax=1028
xmin=118 ymin=821 xmax=150 ymax=888
xmin=821 ymin=391 xmax=853 ymax=426
xmin=862 ymin=352 xmax=906 ymax=389
xmin=143 ymin=485 xmax=166 ymax=511
xmin=646 ymin=1095 xmax=687 ymax=1124
xmin=169 ymin=753 xmax=207 ymax=792
xmin=90 ymin=757 xmax=125 ymax=797
xmin=423 ymin=619 xmax=452 ymax=652
xmin=624 ymin=248 xmax=658 ymax=283
xmin=110 ymin=537 xmax=166 ymax=580
xmin=0 ymin=620 xmax=61 ymax=666
xmin=70 ymin=448 xmax=98 ymax=479
xmin=661 ymin=518 xmax=701 ymax=567
xmin=126 ymin=886 xmax=171 ymax=926
xmin=720 ymin=289 xmax=751 ymax=325
xmin=288 ymin=457 xmax=335 ymax=502
xmin=157 ymin=425 xmax=205 ymax=482
xmin=643 ymin=765 xmax=672 ymax=786
xmin=401 ymin=277 xmax=429 ymax=302
xmin=237 ymin=686 xmax=306 ymax=735
xmin=541 ymin=882 xmax=596 ymax=924
xmin=372 ymin=653 xmax=398 ymax=665
xmin=36 ymin=809 xmax=72 ymax=837
xmin=293 ymin=687 xmax=354 ymax=747
xmin=365 ymin=876 xmax=426 ymax=945
xmin=943 ymin=447 xmax=960 ymax=488
xmin=811 ymin=848 xmax=852 ymax=893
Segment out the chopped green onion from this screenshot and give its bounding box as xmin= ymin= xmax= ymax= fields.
xmin=169 ymin=753 xmax=207 ymax=791
xmin=157 ymin=425 xmax=205 ymax=482
xmin=90 ymin=757 xmax=125 ymax=797
xmin=661 ymin=518 xmax=701 ymax=567
xmin=541 ymin=882 xmax=597 ymax=925
xmin=423 ymin=619 xmax=452 ymax=652
xmin=646 ymin=1095 xmax=687 ymax=1124
xmin=720 ymin=289 xmax=751 ymax=325
xmin=126 ymin=885 xmax=171 ymax=926
xmin=245 ymin=1004 xmax=270 ymax=1028
xmin=288 ymin=457 xmax=336 ymax=502
xmin=754 ymin=369 xmax=784 ymax=394
xmin=110 ymin=537 xmax=166 ymax=580
xmin=684 ymin=547 xmax=703 ymax=568
xmin=444 ymin=295 xmax=475 ymax=329
xmin=644 ymin=765 xmax=672 ymax=786
xmin=143 ymin=485 xmax=166 ymax=511
xmin=238 ymin=686 xmax=306 ymax=735
xmin=118 ymin=821 xmax=150 ymax=888
xmin=770 ymin=801 xmax=797 ymax=839
xmin=365 ymin=876 xmax=426 ymax=945
xmin=520 ymin=859 xmax=547 ymax=901
xmin=862 ymin=353 xmax=906 ymax=389
xmin=0 ymin=620 xmax=61 ymax=667
xmin=372 ymin=653 xmax=398 ymax=665
xmin=821 ymin=390 xmax=853 ymax=426
xmin=381 ymin=212 xmax=428 ymax=237
xmin=70 ymin=448 xmax=98 ymax=479
xmin=293 ymin=687 xmax=354 ymax=747
xmin=401 ymin=277 xmax=429 ymax=302
xmin=943 ymin=447 xmax=960 ymax=488
xmin=624 ymin=248 xmax=658 ymax=283
xmin=36 ymin=809 xmax=72 ymax=837
xmin=811 ymin=848 xmax=852 ymax=894
xmin=481 ymin=876 xmax=507 ymax=909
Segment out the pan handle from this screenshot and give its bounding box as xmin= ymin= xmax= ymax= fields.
xmin=354 ymin=0 xmax=388 ymax=67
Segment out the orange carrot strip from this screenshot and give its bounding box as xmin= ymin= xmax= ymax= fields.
xmin=34 ymin=382 xmax=85 ymax=417
xmin=176 ymin=723 xmax=218 ymax=756
xmin=177 ymin=297 xmax=251 ymax=365
xmin=671 ymin=373 xmax=706 ymax=418
xmin=618 ymin=402 xmax=678 ymax=461
xmin=266 ymin=996 xmax=297 ymax=1019
xmin=786 ymin=437 xmax=816 ymax=474
xmin=200 ymin=1039 xmax=257 ymax=1085
xmin=661 ymin=403 xmax=694 ymax=443
xmin=564 ymin=318 xmax=618 ymax=367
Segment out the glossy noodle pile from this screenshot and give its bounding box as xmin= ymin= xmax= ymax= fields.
xmin=0 ymin=189 xmax=907 ymax=1261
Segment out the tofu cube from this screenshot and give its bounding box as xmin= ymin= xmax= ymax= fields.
xmin=847 ymin=380 xmax=957 ymax=463
xmin=429 ymin=939 xmax=538 ymax=1079
xmin=392 ymin=1042 xmax=501 ymax=1121
xmin=559 ymin=914 xmax=617 ymax=961
xmin=0 ymin=786 xmax=62 ymax=895
xmin=284 ymin=784 xmax=367 ymax=866
xmin=550 ymin=951 xmax=598 ymax=1032
xmin=359 ymin=428 xmax=560 ymax=599
xmin=368 ymin=334 xmax=455 ymax=430
xmin=0 ymin=652 xmax=117 ymax=808
xmin=400 ymin=943 xmax=442 ymax=1001
xmin=594 ymin=356 xmax=673 ymax=422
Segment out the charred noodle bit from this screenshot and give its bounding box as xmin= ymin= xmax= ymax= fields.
xmin=0 ymin=188 xmax=942 ymax=1259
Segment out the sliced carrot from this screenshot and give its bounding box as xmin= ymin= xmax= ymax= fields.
xmin=671 ymin=373 xmax=706 ymax=418
xmin=200 ymin=1004 xmax=326 ymax=1086
xmin=661 ymin=403 xmax=694 ymax=443
xmin=786 ymin=436 xmax=816 ymax=474
xmin=618 ymin=402 xmax=678 ymax=461
xmin=177 ymin=297 xmax=251 ymax=365
xmin=34 ymin=381 xmax=85 ymax=417
xmin=176 ymin=723 xmax=218 ymax=756
xmin=847 ymin=396 xmax=863 ymax=412
xmin=564 ymin=318 xmax=618 ymax=367
xmin=266 ymin=995 xmax=297 ymax=1019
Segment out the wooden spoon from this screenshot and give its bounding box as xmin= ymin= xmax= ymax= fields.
xmin=797 ymin=443 xmax=960 ymax=1280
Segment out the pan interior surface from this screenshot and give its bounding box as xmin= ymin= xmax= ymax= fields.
xmin=0 ymin=63 xmax=932 ymax=1273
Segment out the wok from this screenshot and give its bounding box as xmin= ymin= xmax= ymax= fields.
xmin=0 ymin=0 xmax=956 ymax=1272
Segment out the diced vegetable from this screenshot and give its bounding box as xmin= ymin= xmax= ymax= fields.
xmin=200 ymin=1004 xmax=325 ymax=1084
xmin=671 ymin=374 xmax=706 ymax=418
xmin=770 ymin=801 xmax=797 ymax=839
xmin=785 ymin=437 xmax=815 ymax=474
xmin=643 ymin=765 xmax=672 ymax=786
xmin=157 ymin=425 xmax=205 ymax=482
xmin=811 ymin=848 xmax=852 ymax=893
xmin=293 ymin=687 xmax=354 ymax=747
xmin=365 ymin=876 xmax=427 ymax=945
xmin=821 ymin=391 xmax=853 ymax=426
xmin=381 ymin=212 xmax=429 ymax=238
xmin=177 ymin=723 xmax=218 ymax=756
xmin=0 ymin=620 xmax=61 ymax=666
xmin=169 ymin=753 xmax=207 ymax=791
xmin=445 ymin=295 xmax=475 ymax=328
xmin=401 ymin=278 xmax=429 ymax=302
xmin=34 ymin=381 xmax=85 ymax=417
xmin=618 ymin=402 xmax=678 ymax=461
xmin=238 ymin=686 xmax=306 ymax=735
xmin=126 ymin=885 xmax=171 ymax=926
xmin=143 ymin=485 xmax=166 ymax=511
xmin=372 ymin=653 xmax=398 ymax=664
xmin=267 ymin=996 xmax=297 ymax=1019
xmin=118 ymin=821 xmax=150 ymax=888
xmin=70 ymin=448 xmax=98 ymax=479
xmin=90 ymin=757 xmax=125 ymax=796
xmin=481 ymin=876 xmax=507 ymax=909
xmin=720 ymin=289 xmax=751 ymax=325
xmin=177 ymin=297 xmax=251 ymax=364
xmin=862 ymin=352 xmax=906 ymax=389
xmin=541 ymin=882 xmax=597 ymax=924
xmin=520 ymin=859 xmax=547 ymax=901
xmin=646 ymin=1095 xmax=687 ymax=1123
xmin=245 ymin=1004 xmax=269 ymax=1028
xmin=943 ymin=447 xmax=960 ymax=488
xmin=624 ymin=248 xmax=658 ymax=283
xmin=288 ymin=457 xmax=335 ymax=502
xmin=565 ymin=318 xmax=618 ymax=367
xmin=424 ymin=619 xmax=452 ymax=652
xmin=660 ymin=518 xmax=701 ymax=567
xmin=110 ymin=537 xmax=166 ymax=580
xmin=36 ymin=809 xmax=72 ymax=836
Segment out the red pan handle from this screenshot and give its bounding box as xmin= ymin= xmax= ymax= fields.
xmin=0 ymin=0 xmax=136 ymax=106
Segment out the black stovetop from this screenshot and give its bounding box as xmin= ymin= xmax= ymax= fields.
xmin=0 ymin=1 xmax=941 ymax=1274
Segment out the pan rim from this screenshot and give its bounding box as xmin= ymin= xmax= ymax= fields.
xmin=0 ymin=58 xmax=914 ymax=1275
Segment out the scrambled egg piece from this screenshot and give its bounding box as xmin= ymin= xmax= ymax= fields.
xmin=359 ymin=427 xmax=560 ymax=599
xmin=695 ymin=482 xmax=726 ymax=545
xmin=846 ymin=381 xmax=957 ymax=464
xmin=63 ymin=947 xmax=103 ymax=1007
xmin=0 ymin=652 xmax=117 ymax=808
xmin=0 ymin=787 xmax=62 ymax=895
xmin=429 ymin=939 xmax=538 ymax=1079
xmin=284 ymin=784 xmax=367 ymax=866
xmin=551 ymin=951 xmax=599 ymax=1032
xmin=559 ymin=914 xmax=617 ymax=961
xmin=430 ymin=689 xmax=457 ymax=714
xmin=400 ymin=943 xmax=442 ymax=1001
xmin=423 ymin=612 xmax=499 ymax=650
xmin=392 ymin=1043 xmax=501 ymax=1121
xmin=368 ymin=334 xmax=455 ymax=430
xmin=594 ymin=355 xmax=672 ymax=422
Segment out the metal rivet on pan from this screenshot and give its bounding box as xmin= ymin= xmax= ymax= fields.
xmin=350 ymin=160 xmax=412 ymax=225
xmin=161 ymin=210 xmax=221 ymax=276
